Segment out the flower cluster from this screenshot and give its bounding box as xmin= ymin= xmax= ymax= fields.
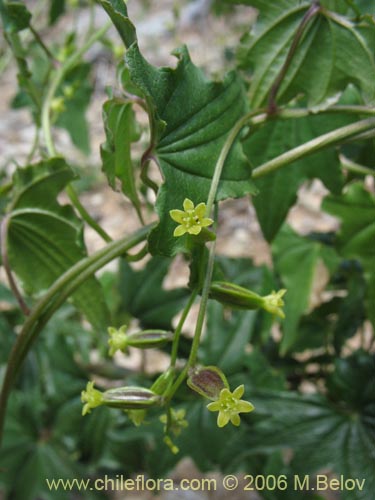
xmin=187 ymin=366 xmax=255 ymax=428
xmin=207 ymin=384 xmax=254 ymax=428
xmin=170 ymin=198 xmax=213 ymax=237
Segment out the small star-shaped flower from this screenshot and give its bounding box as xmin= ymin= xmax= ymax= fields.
xmin=107 ymin=325 xmax=128 ymax=356
xmin=207 ymin=384 xmax=254 ymax=427
xmin=81 ymin=381 xmax=104 ymax=416
xmin=261 ymin=289 xmax=287 ymax=319
xmin=170 ymin=198 xmax=213 ymax=237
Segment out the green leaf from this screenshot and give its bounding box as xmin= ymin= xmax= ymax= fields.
xmin=48 ymin=0 xmax=65 ymax=25
xmin=101 ymin=99 xmax=142 ymax=219
xmin=125 ymin=44 xmax=256 ymax=256
xmin=118 ymin=257 xmax=189 ymax=329
xmin=272 ymin=226 xmax=338 ymax=354
xmin=232 ymin=0 xmax=375 ymax=108
xmin=241 ymin=389 xmax=375 ymax=500
xmin=6 ymin=158 xmax=110 ymax=330
xmin=244 ymin=348 xmax=287 ymax=391
xmin=327 ymin=350 xmax=375 ymax=413
xmin=244 ymin=112 xmax=353 ymax=241
xmin=323 ymin=183 xmax=375 ymax=329
xmin=97 ymin=0 xmax=136 ymax=47
xmin=202 ymin=301 xmax=257 ymax=374
xmin=55 ymin=63 xmax=93 ymax=154
xmin=0 ymin=0 xmax=31 ymax=33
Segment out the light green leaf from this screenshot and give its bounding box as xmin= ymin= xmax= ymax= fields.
xmin=232 ymin=0 xmax=375 ymax=108
xmin=272 ymin=225 xmax=338 ymax=354
xmin=101 ymin=99 xmax=142 ymax=220
xmin=125 ymin=45 xmax=256 ymax=256
xmin=56 ymin=63 xmax=93 ymax=154
xmin=6 ymin=158 xmax=110 ymax=330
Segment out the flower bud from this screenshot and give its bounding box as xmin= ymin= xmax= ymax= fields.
xmin=187 ymin=366 xmax=229 ymax=401
xmin=209 ymin=281 xmax=264 ymax=310
xmin=102 ymin=386 xmax=162 ymax=409
xmin=151 ymin=368 xmax=175 ymax=396
xmin=209 ymin=281 xmax=287 ymax=318
xmin=126 ymin=330 xmax=174 ymax=349
xmin=108 ymin=326 xmax=173 ymax=356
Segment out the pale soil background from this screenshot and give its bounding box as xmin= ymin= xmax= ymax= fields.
xmin=0 ymin=1 xmax=360 ymax=499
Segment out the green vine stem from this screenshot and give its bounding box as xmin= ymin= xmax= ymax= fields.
xmin=339 ymin=154 xmax=375 ymax=177
xmin=252 ymin=118 xmax=375 ymax=179
xmin=268 ymin=1 xmax=321 ymax=113
xmin=41 ymin=20 xmax=113 ymax=243
xmin=0 ymin=224 xmax=153 ymax=446
xmin=170 ymin=289 xmax=199 ymax=367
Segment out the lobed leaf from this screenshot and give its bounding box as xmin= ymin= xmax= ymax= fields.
xmin=125 ymin=45 xmax=256 ymax=256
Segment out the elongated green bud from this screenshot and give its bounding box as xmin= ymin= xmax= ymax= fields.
xmin=151 ymin=368 xmax=175 ymax=396
xmin=81 ymin=382 xmax=161 ymax=415
xmin=209 ymin=281 xmax=264 ymax=309
xmin=102 ymin=387 xmax=162 ymax=409
xmin=108 ymin=326 xmax=173 ymax=356
xmin=126 ymin=330 xmax=174 ymax=349
xmin=209 ymin=281 xmax=286 ymax=318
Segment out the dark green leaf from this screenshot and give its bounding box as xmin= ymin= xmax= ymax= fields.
xmin=323 ymin=182 xmax=375 ymax=328
xmin=272 ymin=225 xmax=339 ymax=354
xmin=48 ymin=0 xmax=65 ymax=25
xmin=101 ymin=99 xmax=142 ymax=219
xmin=97 ymin=0 xmax=136 ymax=47
xmin=244 ymin=112 xmax=353 ymax=241
xmin=56 ymin=63 xmax=93 ymax=154
xmin=6 ymin=159 xmax=110 ymax=330
xmin=232 ymin=0 xmax=375 ymax=107
xmin=202 ymin=301 xmax=256 ymax=374
xmin=0 ymin=0 xmax=31 ymax=33
xmin=237 ymin=389 xmax=375 ymax=500
xmin=244 ymin=348 xmax=287 ymax=391
xmin=125 ymin=45 xmax=256 ymax=256
xmin=118 ymin=257 xmax=189 ymax=329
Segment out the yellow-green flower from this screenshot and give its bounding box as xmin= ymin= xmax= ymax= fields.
xmin=108 ymin=325 xmax=128 ymax=356
xmin=207 ymin=384 xmax=254 ymax=427
xmin=160 ymin=408 xmax=188 ymax=436
xmin=170 ymin=198 xmax=213 ymax=237
xmin=81 ymin=381 xmax=104 ymax=416
xmin=261 ymin=289 xmax=287 ymax=319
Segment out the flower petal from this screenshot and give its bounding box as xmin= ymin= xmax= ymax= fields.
xmin=231 ymin=413 xmax=241 ymax=426
xmin=195 ymin=202 xmax=207 ymax=218
xmin=174 ymin=225 xmax=187 ymax=237
xmin=237 ymin=401 xmax=255 ymax=413
xmin=207 ymin=401 xmax=221 ymax=412
xmin=200 ymin=218 xmax=213 ymax=227
xmin=183 ymin=198 xmax=194 ymax=211
xmin=217 ymin=411 xmax=230 ymax=428
xmin=170 ymin=209 xmax=186 ymax=223
xmin=188 ymin=225 xmax=202 ymax=235
xmin=220 ymin=388 xmax=231 ymax=399
xmin=233 ymin=384 xmax=245 ymax=399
